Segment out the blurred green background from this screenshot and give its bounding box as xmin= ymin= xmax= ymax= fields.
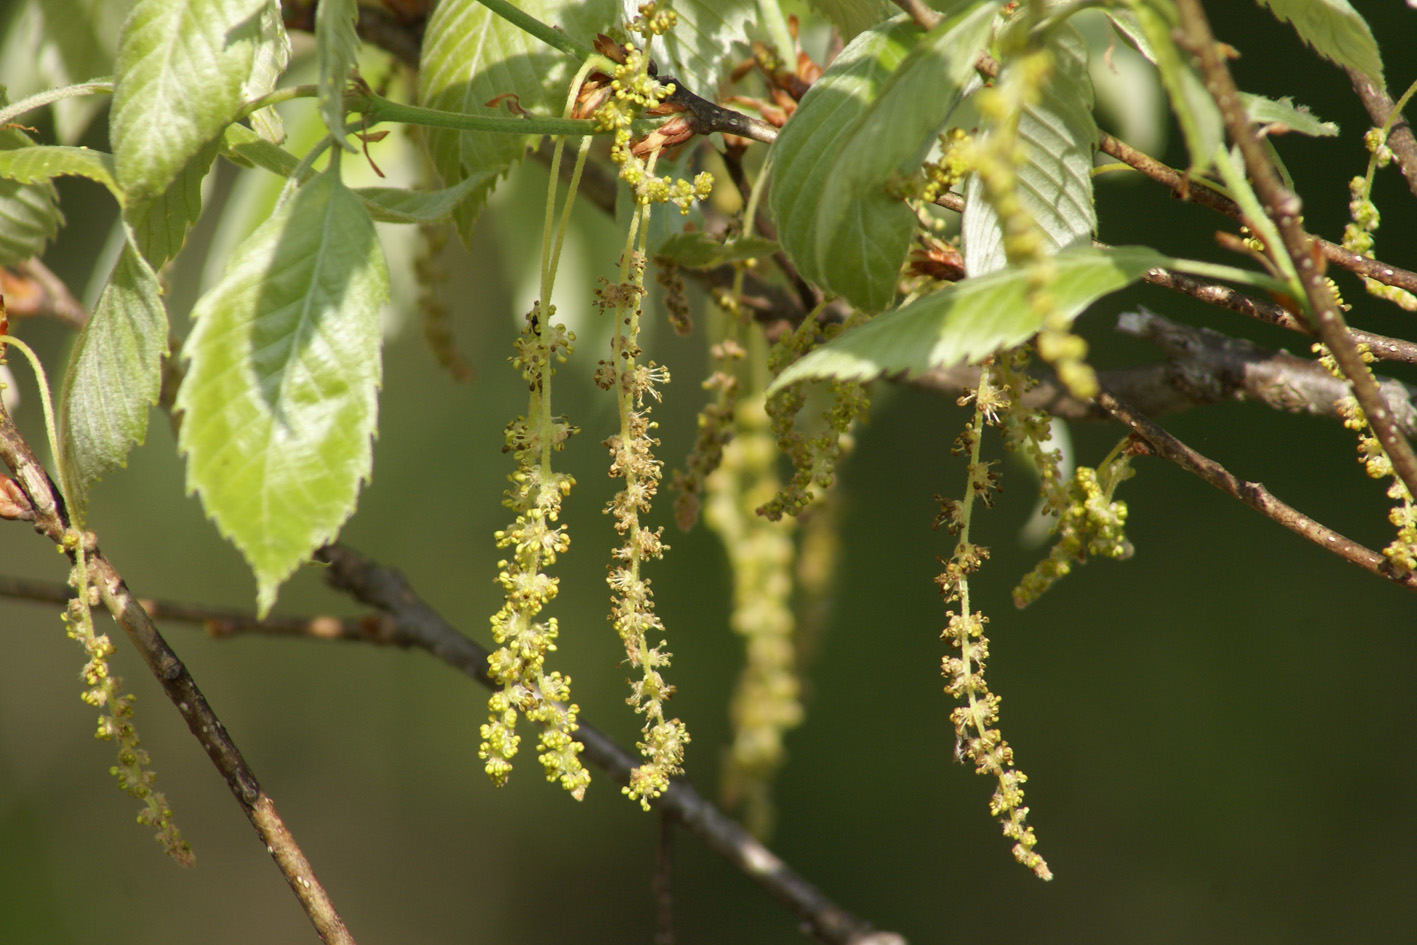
xmin=1 ymin=2 xmax=1414 ymax=943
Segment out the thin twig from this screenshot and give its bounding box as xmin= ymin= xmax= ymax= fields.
xmin=0 ymin=408 xmax=357 ymax=945
xmin=311 ymin=543 xmax=901 ymax=945
xmin=1093 ymin=386 xmax=1417 ymax=591
xmin=1173 ymin=0 xmax=1417 ymax=506
xmin=1 ymin=260 xmax=89 ymax=330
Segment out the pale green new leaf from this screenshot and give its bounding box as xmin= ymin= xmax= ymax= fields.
xmin=316 ymin=0 xmax=361 ymax=151
xmin=771 ymin=6 xmax=999 ymax=311
xmin=0 ymin=124 xmax=63 ymax=265
xmin=1257 ymin=0 xmax=1382 ymax=85
xmin=418 ymin=0 xmax=617 ymax=240
xmin=1243 ymin=93 xmax=1338 ymax=137
xmin=0 ymin=144 xmax=119 ymax=195
xmin=769 ymin=246 xmax=1170 ymax=391
xmin=1128 ymin=1 xmax=1222 ymax=173
xmin=128 ymin=138 xmax=220 ymax=266
xmin=111 ymin=0 xmax=264 ymax=205
xmin=177 ymin=168 xmax=388 ymax=616
xmin=962 ymin=24 xmax=1097 ymax=276
xmin=245 ymin=0 xmax=291 ymax=143
xmin=355 ymin=169 xmax=501 ymax=224
xmin=58 ymin=240 xmax=167 ymax=522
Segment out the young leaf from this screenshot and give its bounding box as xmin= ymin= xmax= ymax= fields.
xmin=245 ymin=0 xmax=292 ymax=144
xmin=0 ymin=125 xmax=63 ymax=265
xmin=127 ymin=138 xmax=221 ymax=267
xmin=623 ymin=0 xmax=755 ymax=97
xmin=1242 ymin=93 xmax=1338 ymax=137
xmin=58 ymin=240 xmax=168 ymax=522
xmin=962 ymin=24 xmax=1097 ymax=277
xmin=653 ymin=232 xmax=778 ymax=269
xmin=315 ymin=0 xmax=361 ymax=151
xmin=177 ymin=167 xmax=389 ymax=616
xmin=111 ymin=0 xmax=263 ymax=206
xmin=1128 ymin=1 xmax=1222 ymax=173
xmin=768 ymin=245 xmax=1171 ymax=391
xmin=0 ymin=144 xmax=119 ymax=198
xmin=771 ymin=5 xmax=999 ymax=311
xmin=1256 ymin=0 xmax=1383 ymax=85
xmin=355 ymin=169 xmax=501 ymax=224
xmin=806 ymin=0 xmax=891 ymax=41
xmin=418 ymin=0 xmax=617 ymax=240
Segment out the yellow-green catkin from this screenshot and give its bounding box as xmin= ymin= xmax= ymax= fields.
xmin=589 ymin=5 xmax=715 ymax=808
xmin=936 ymin=363 xmax=1051 ymax=880
xmin=1343 ymin=93 xmax=1417 ymax=310
xmin=760 ymin=309 xmax=870 ymax=522
xmin=63 ymin=532 xmax=192 ymax=866
xmin=480 ymin=303 xmax=590 ymax=799
xmin=705 ymin=397 xmax=803 ymax=837
xmin=1313 ymin=342 xmax=1417 ymax=574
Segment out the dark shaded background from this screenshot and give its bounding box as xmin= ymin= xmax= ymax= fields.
xmin=2 ymin=2 xmax=1414 ymax=943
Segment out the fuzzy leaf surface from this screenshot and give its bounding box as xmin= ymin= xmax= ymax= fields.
xmin=177 ymin=168 xmax=388 ymax=616
xmin=771 ymin=5 xmax=998 ymax=311
xmin=962 ymin=24 xmax=1097 ymax=277
xmin=59 ymin=241 xmax=167 ymax=521
xmin=111 ymin=0 xmax=262 ymax=205
xmin=418 ymin=0 xmax=616 ymax=240
xmin=769 ymin=246 xmax=1170 ymax=390
xmin=1256 ymin=0 xmax=1382 ymax=85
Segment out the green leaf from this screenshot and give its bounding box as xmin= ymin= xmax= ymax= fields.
xmin=1128 ymin=1 xmax=1222 ymax=173
xmin=805 ymin=0 xmax=891 ymax=41
xmin=127 ymin=137 xmax=220 ymax=266
xmin=355 ymin=170 xmax=501 ymax=224
xmin=0 ymin=144 xmax=119 ymax=195
xmin=1242 ymin=93 xmax=1338 ymax=137
xmin=315 ymin=0 xmax=361 ymax=151
xmin=244 ymin=0 xmax=291 ymax=144
xmin=1256 ymin=0 xmax=1382 ymax=85
xmin=111 ymin=0 xmax=264 ymax=205
xmin=0 ymin=124 xmax=63 ymax=265
xmin=177 ymin=167 xmax=388 ymax=616
xmin=962 ymin=24 xmax=1097 ymax=276
xmin=653 ymin=232 xmax=778 ymax=269
xmin=58 ymin=240 xmax=167 ymax=523
xmin=418 ymin=0 xmax=617 ymax=241
xmin=771 ymin=5 xmax=999 ymax=311
xmin=222 ymin=122 xmax=304 ymax=178
xmin=768 ymin=245 xmax=1170 ymax=391
xmin=636 ymin=0 xmax=755 ymax=96
xmin=15 ymin=0 xmax=128 ymax=142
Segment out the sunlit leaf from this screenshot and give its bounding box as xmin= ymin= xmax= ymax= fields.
xmin=418 ymin=0 xmax=617 ymax=240
xmin=316 ymin=0 xmax=361 ymax=151
xmin=962 ymin=24 xmax=1097 ymax=276
xmin=771 ymin=5 xmax=999 ymax=311
xmin=806 ymin=0 xmax=891 ymax=40
xmin=768 ymin=246 xmax=1170 ymax=391
xmin=127 ymin=138 xmax=220 ymax=266
xmin=58 ymin=240 xmax=167 ymax=522
xmin=623 ymin=0 xmax=754 ymax=96
xmin=245 ymin=0 xmax=291 ymax=143
xmin=1257 ymin=0 xmax=1382 ymax=85
xmin=111 ymin=0 xmax=263 ymax=205
xmin=177 ymin=167 xmax=388 ymax=615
